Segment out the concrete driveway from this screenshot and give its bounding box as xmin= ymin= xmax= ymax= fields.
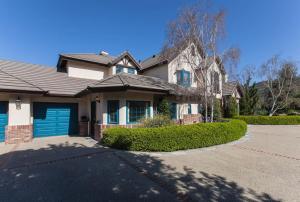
xmin=0 ymin=125 xmax=299 ymax=202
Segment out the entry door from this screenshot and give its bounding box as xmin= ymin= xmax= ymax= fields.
xmin=0 ymin=101 xmax=8 ymax=142
xmin=90 ymin=101 xmax=96 ymax=138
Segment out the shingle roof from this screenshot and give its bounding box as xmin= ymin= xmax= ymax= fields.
xmin=0 ymin=68 xmax=44 ymax=93
xmin=0 ymin=60 xmax=96 ymax=96
xmin=60 ymin=51 xmax=142 ymax=70
xmin=85 ymin=72 xmax=201 ymax=97
xmin=0 ymin=59 xmax=203 ymax=97
xmin=59 ymin=53 xmax=116 ymax=65
xmin=88 ymin=73 xmax=171 ymax=92
xmin=222 ymin=81 xmax=237 ymax=96
xmin=140 ymin=54 xmax=167 ymax=70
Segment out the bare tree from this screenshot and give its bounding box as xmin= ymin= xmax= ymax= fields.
xmin=260 ymin=55 xmax=297 ymax=116
xmin=161 ymin=1 xmax=239 ymax=122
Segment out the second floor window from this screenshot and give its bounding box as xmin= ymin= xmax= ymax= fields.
xmin=116 ymin=65 xmax=124 ymax=74
xmin=211 ymin=71 xmax=220 ymax=93
xmin=177 ymin=70 xmax=191 ymax=87
xmin=127 ymin=68 xmax=135 ymax=74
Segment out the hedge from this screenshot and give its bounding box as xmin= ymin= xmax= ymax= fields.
xmin=234 ymin=115 xmax=300 ymax=125
xmin=101 ymin=119 xmax=247 ymax=152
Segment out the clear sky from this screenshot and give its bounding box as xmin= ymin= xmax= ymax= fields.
xmin=0 ymin=0 xmax=299 ymax=73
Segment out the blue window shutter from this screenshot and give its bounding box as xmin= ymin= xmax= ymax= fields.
xmin=170 ymin=103 xmax=177 ymax=120
xmin=187 ymin=71 xmax=191 ymax=87
xmin=188 ymin=104 xmax=192 ymax=114
xmin=107 ymin=100 xmax=119 ymax=124
xmin=177 ymin=71 xmax=182 ymax=85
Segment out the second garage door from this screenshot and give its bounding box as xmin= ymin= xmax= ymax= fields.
xmin=33 ymin=102 xmax=78 ymax=138
xmin=0 ymin=101 xmax=8 ymax=142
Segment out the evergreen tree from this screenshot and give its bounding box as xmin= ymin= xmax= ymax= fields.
xmin=240 ymin=77 xmax=259 ymax=115
xmin=158 ymin=99 xmax=170 ymax=117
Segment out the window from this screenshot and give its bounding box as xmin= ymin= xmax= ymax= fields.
xmin=116 ymin=65 xmax=124 ymax=74
xmin=211 ymin=71 xmax=220 ymax=93
xmin=170 ymin=103 xmax=177 ymax=120
xmin=127 ymin=68 xmax=135 ymax=74
xmin=177 ymin=70 xmax=191 ymax=87
xmin=198 ymin=104 xmax=203 ymax=114
xmin=191 ymin=45 xmax=195 ymax=56
xmin=127 ymin=101 xmax=150 ymax=124
xmin=107 ymin=100 xmax=119 ymax=124
xmin=188 ymin=104 xmax=192 ymax=114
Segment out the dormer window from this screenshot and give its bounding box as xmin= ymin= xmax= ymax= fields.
xmin=127 ymin=67 xmax=135 ymax=74
xmin=177 ymin=69 xmax=191 ymax=87
xmin=116 ymin=65 xmax=124 ymax=74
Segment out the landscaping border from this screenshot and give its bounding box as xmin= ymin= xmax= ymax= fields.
xmin=101 ymin=119 xmax=247 ymax=152
xmin=234 ymin=116 xmax=300 ymax=125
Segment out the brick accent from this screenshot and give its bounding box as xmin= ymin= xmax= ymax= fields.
xmin=79 ymin=121 xmax=89 ymax=137
xmin=182 ymin=114 xmax=202 ymax=125
xmin=5 ymin=125 xmax=33 ymax=144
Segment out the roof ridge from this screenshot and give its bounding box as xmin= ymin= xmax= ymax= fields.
xmin=118 ymin=73 xmax=129 ymax=86
xmin=0 ymin=68 xmax=45 ymax=92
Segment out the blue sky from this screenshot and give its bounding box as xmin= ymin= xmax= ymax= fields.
xmin=0 ymin=0 xmax=299 ymax=73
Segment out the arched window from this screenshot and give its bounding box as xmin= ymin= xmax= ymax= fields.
xmin=211 ymin=71 xmax=220 ymax=93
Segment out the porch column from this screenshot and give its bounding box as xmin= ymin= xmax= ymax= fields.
xmin=119 ymin=98 xmax=126 ymax=125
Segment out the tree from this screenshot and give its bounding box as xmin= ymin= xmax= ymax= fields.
xmin=260 ymin=55 xmax=297 ymax=116
xmin=239 ymin=74 xmax=259 ymax=115
xmin=224 ymin=97 xmax=238 ymax=118
xmin=161 ymin=1 xmax=239 ymax=122
xmin=158 ymin=98 xmax=170 ymax=117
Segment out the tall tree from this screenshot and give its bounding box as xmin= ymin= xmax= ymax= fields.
xmin=161 ymin=1 xmax=239 ymax=122
xmin=239 ymin=76 xmax=259 ymax=115
xmin=260 ymin=55 xmax=297 ymax=116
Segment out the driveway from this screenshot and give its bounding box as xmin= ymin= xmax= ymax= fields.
xmin=0 ymin=125 xmax=299 ymax=202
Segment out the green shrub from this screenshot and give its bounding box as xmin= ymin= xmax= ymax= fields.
xmin=234 ymin=115 xmax=300 ymax=125
xmin=101 ymin=119 xmax=247 ymax=152
xmin=157 ymin=98 xmax=170 ymax=117
xmin=140 ymin=115 xmax=173 ymax=128
xmin=213 ymin=99 xmax=222 ymax=120
xmin=224 ymin=97 xmax=238 ymax=118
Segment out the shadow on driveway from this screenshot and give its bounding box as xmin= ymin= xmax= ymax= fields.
xmin=0 ymin=142 xmax=281 ymax=202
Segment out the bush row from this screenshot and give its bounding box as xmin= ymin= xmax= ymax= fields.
xmin=101 ymin=119 xmax=247 ymax=152
xmin=234 ymin=115 xmax=300 ymax=125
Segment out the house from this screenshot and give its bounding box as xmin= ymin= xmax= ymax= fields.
xmin=0 ymin=47 xmax=239 ymax=144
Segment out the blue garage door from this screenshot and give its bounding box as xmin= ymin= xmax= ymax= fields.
xmin=33 ymin=102 xmax=78 ymax=137
xmin=0 ymin=101 xmax=8 ymax=142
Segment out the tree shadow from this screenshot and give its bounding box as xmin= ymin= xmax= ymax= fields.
xmin=0 ymin=141 xmax=282 ymax=202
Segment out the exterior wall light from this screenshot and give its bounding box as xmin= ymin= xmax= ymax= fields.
xmin=16 ymin=96 xmax=22 ymax=110
xmin=95 ymin=96 xmax=101 ymax=103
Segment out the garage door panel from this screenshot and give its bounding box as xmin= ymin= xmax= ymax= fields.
xmin=0 ymin=102 xmax=8 ymax=142
xmin=33 ymin=103 xmax=78 ymax=137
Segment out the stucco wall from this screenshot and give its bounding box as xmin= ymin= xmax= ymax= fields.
xmin=67 ymin=60 xmax=108 ymax=80
xmin=142 ymin=64 xmax=168 ymax=81
xmin=8 ymin=96 xmax=31 ymax=126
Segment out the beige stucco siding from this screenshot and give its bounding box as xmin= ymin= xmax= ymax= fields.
xmin=8 ymin=96 xmax=31 ymax=126
xmin=67 ymin=60 xmax=108 ymax=80
xmin=142 ymin=64 xmax=168 ymax=81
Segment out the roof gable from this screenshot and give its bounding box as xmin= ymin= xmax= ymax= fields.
xmin=108 ymin=51 xmax=141 ymax=69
